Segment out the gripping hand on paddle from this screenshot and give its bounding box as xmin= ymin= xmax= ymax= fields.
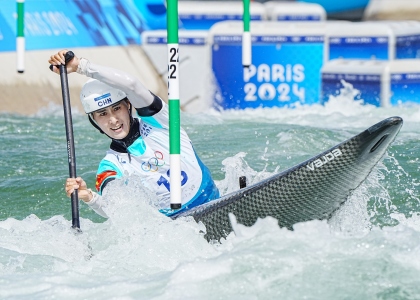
xmin=48 ymin=49 xmax=79 ymax=74
xmin=65 ymin=177 xmax=93 ymax=203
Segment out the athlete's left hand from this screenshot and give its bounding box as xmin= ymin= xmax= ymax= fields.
xmin=65 ymin=177 xmax=92 ymax=203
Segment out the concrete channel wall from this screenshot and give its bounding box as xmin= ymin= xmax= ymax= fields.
xmin=0 ymin=46 xmax=167 ymax=115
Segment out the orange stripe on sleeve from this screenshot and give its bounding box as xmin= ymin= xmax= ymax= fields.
xmin=95 ymin=170 xmax=117 ymax=192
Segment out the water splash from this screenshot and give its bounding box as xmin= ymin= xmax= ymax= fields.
xmin=1 ymin=77 xmax=420 ymax=298
xmin=216 ymin=152 xmax=278 ymax=196
xmin=0 ymin=214 xmax=92 ymax=273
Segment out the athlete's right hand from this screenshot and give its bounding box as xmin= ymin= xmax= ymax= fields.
xmin=49 ymin=49 xmax=80 ymax=74
xmin=65 ymin=177 xmax=93 ymax=203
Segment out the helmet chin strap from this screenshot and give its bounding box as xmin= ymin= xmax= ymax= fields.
xmin=128 ymin=101 xmax=134 ymax=126
xmin=88 ymin=114 xmax=105 ymax=134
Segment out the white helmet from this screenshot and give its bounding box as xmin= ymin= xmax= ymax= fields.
xmin=80 ymin=79 xmax=127 ymax=114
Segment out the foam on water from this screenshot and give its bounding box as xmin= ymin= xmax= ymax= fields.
xmin=1 ymin=144 xmax=419 ymax=299
xmin=216 ymin=152 xmax=279 ymax=196
xmin=1 ymin=82 xmax=420 ymax=299
xmin=200 ymin=80 xmax=420 ymax=131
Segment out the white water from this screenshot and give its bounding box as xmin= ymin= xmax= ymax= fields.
xmin=2 ymin=84 xmax=420 ymax=299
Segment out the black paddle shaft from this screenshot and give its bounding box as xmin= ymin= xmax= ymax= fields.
xmin=58 ymin=51 xmax=80 ymax=229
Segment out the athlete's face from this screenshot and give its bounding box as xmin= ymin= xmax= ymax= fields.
xmin=92 ymin=101 xmax=131 ymax=139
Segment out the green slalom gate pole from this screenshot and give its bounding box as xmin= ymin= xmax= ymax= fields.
xmin=242 ymin=0 xmax=251 ymax=68
xmin=16 ymin=0 xmax=25 ymax=73
xmin=167 ymin=0 xmax=182 ymax=209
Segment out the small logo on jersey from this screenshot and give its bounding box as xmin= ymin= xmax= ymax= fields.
xmin=117 ymin=155 xmax=127 ymax=164
xmin=140 ymin=123 xmax=153 ymax=137
xmin=94 ymin=93 xmax=113 ymax=107
xmin=306 ymin=148 xmax=342 ymax=171
xmin=142 ymin=151 xmax=165 ymax=172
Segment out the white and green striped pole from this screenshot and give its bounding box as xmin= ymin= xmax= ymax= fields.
xmin=242 ymin=0 xmax=251 ymax=68
xmin=16 ymin=0 xmax=25 ymax=73
xmin=167 ymin=0 xmax=182 ymax=209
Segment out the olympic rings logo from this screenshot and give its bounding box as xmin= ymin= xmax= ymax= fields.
xmin=141 ymin=151 xmax=166 ymax=172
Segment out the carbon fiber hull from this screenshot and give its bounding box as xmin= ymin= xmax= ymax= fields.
xmin=174 ymin=117 xmax=403 ymax=241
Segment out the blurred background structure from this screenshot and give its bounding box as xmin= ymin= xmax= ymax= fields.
xmin=1 ymin=0 xmax=420 ymax=114
xmin=182 ymin=0 xmax=370 ymax=21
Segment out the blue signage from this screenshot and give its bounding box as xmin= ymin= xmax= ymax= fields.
xmin=390 ymin=73 xmax=420 ymax=105
xmin=0 ymin=0 xmax=167 ymax=52
xmin=328 ymin=36 xmax=389 ymax=60
xmin=146 ymin=36 xmax=206 ymax=46
xmin=396 ymin=35 xmax=420 ymax=59
xmin=328 ymin=34 xmax=420 ymax=60
xmin=300 ymin=0 xmax=369 ymax=13
xmin=321 ymin=73 xmax=381 ymax=106
xmin=276 ymin=15 xmax=322 ymax=21
xmin=179 ymin=14 xmax=262 ymax=30
xmin=212 ymin=35 xmax=324 ymax=109
xmin=0 ymin=11 xmax=15 ymax=51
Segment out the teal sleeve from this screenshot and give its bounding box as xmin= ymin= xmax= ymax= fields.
xmin=96 ymin=159 xmax=123 ymax=195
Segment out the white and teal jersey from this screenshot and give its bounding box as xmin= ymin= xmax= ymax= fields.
xmin=95 ymin=100 xmax=219 ymax=216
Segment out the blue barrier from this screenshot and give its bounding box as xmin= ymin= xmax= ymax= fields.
xmin=321 ymin=59 xmax=420 ymax=107
xmin=0 ymin=0 xmax=167 ymax=52
xmin=390 ymin=73 xmax=420 ymax=105
xmin=322 ymin=73 xmax=382 ymax=106
xmin=211 ymin=29 xmax=325 ymax=109
xmin=299 ymin=0 xmax=369 ymax=13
